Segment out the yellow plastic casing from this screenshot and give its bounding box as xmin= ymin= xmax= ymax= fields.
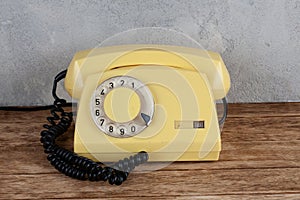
xmin=65 ymin=45 xmax=230 ymax=162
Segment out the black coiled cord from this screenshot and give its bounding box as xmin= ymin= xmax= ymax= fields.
xmin=40 ymin=70 xmax=149 ymax=185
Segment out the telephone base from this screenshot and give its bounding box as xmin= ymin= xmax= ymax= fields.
xmin=75 ymin=152 xmax=220 ymax=162
xmin=74 ymin=131 xmax=221 ymax=162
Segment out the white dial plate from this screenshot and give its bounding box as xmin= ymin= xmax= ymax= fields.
xmin=90 ymin=76 xmax=154 ymax=138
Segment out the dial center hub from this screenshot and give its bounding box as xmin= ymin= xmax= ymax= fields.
xmin=104 ymin=87 xmax=141 ymax=123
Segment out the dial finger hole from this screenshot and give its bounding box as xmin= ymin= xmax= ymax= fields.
xmin=94 ymin=97 xmax=103 ymax=106
xmin=108 ymin=81 xmax=115 ymax=89
xmin=94 ymin=108 xmax=103 ymax=117
xmin=129 ymin=124 xmax=137 ymax=133
xmin=107 ymin=124 xmax=116 ymax=134
xmin=98 ymin=117 xmax=106 ymax=126
xmin=118 ymin=79 xmax=126 ymax=87
xmin=99 ymin=87 xmax=108 ymax=96
xmin=118 ymin=126 xmax=127 ymax=136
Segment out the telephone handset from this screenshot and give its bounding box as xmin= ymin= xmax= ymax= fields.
xmin=41 ymin=45 xmax=230 ymax=185
xmin=65 ymin=45 xmax=230 ymax=161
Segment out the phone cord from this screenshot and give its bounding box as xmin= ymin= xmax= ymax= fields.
xmin=40 ymin=70 xmax=149 ymax=185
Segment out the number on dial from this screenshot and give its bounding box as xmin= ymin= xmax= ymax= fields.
xmin=100 ymin=89 xmax=105 ymax=95
xmin=119 ymin=128 xmax=125 ymax=135
xmin=95 ymin=98 xmax=101 ymax=105
xmin=131 ymin=126 xmax=136 ymax=132
xmin=99 ymin=118 xmax=104 ymax=126
xmin=109 ymin=82 xmax=114 ymax=89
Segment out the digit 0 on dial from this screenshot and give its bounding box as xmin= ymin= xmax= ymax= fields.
xmin=90 ymin=76 xmax=154 ymax=138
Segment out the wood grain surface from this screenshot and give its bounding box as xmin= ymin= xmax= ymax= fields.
xmin=0 ymin=103 xmax=299 ymax=199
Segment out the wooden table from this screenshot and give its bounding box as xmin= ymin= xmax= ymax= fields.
xmin=0 ymin=103 xmax=299 ymax=199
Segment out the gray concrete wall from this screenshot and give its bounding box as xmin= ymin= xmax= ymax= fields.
xmin=0 ymin=0 xmax=299 ymax=106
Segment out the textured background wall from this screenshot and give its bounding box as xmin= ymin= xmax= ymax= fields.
xmin=0 ymin=0 xmax=299 ymax=106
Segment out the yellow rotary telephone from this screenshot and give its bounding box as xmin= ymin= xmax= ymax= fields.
xmin=64 ymin=45 xmax=230 ymax=162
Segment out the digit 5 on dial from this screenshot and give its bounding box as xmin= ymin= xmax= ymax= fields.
xmin=64 ymin=45 xmax=230 ymax=162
